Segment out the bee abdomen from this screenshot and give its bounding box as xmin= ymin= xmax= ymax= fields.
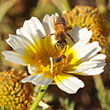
xmin=55 ymin=17 xmax=66 ymax=31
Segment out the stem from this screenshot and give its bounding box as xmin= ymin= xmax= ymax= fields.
xmin=96 ymin=0 xmax=106 ymax=14
xmin=1 ymin=106 xmax=5 ymax=110
xmin=51 ymin=0 xmax=71 ymax=12
xmin=30 ymin=85 xmax=49 ymax=110
xmin=0 ymin=0 xmax=17 ymax=22
xmin=93 ymin=75 xmax=110 ymax=110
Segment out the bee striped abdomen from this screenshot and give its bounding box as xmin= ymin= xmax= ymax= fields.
xmin=55 ymin=17 xmax=66 ymax=31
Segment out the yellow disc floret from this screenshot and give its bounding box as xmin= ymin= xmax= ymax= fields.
xmin=66 ymin=5 xmax=109 ymax=53
xmin=0 ymin=69 xmax=34 ymax=110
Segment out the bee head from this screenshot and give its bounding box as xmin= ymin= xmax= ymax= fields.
xmin=57 ymin=40 xmax=67 ymax=49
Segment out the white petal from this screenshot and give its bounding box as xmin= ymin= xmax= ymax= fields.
xmin=6 ymin=34 xmax=37 ymax=55
xmin=66 ymin=61 xmax=98 ymax=73
xmin=55 ymin=74 xmax=84 ymax=94
xmin=31 ymin=17 xmax=46 ymax=35
xmin=42 ymin=13 xmax=59 ymax=35
xmin=32 ymin=77 xmax=53 ymax=86
xmin=77 ymin=41 xmax=101 ymax=61
xmin=2 ymin=51 xmax=27 ymax=65
xmin=90 ymin=54 xmax=106 ymax=61
xmin=16 ymin=17 xmax=46 ymax=45
xmin=68 ymin=26 xmax=80 ymax=38
xmin=67 ymin=26 xmax=80 ymax=45
xmin=13 ymin=15 xmax=59 ymax=51
xmin=28 ymin=64 xmax=37 ymax=74
xmin=54 ymin=13 xmax=59 ymax=19
xmin=23 ymin=17 xmax=45 ymax=36
xmin=42 ymin=14 xmax=52 ymax=35
xmin=79 ymin=60 xmax=106 ymax=69
xmin=15 ymin=14 xmax=58 ymax=50
xmin=65 ymin=60 xmax=106 ymax=74
xmin=16 ymin=28 xmax=35 ymax=44
xmin=22 ymin=73 xmax=53 ymax=86
xmin=70 ymin=28 xmax=92 ymax=50
xmin=49 ymin=13 xmax=59 ymax=33
xmin=22 ymin=74 xmax=43 ymax=83
xmin=75 ymin=27 xmax=92 ymax=43
xmin=82 ymin=67 xmax=105 ymax=75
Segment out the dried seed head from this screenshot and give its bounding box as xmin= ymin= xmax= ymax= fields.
xmin=0 ymin=69 xmax=34 ymax=110
xmin=66 ymin=5 xmax=109 ymax=53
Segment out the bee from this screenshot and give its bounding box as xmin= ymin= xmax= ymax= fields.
xmin=54 ymin=17 xmax=74 ymax=49
xmin=45 ymin=17 xmax=75 ymax=63
xmin=47 ymin=17 xmax=74 ymax=50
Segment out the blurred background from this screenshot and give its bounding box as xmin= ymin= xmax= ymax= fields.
xmin=0 ymin=0 xmax=110 ymax=110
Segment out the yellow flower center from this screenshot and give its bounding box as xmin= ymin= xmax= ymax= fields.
xmin=23 ymin=38 xmax=78 ymax=79
xmin=35 ymin=46 xmax=68 ymax=78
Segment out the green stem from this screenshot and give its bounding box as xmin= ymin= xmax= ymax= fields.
xmin=96 ymin=0 xmax=106 ymax=14
xmin=30 ymin=85 xmax=49 ymax=110
xmin=93 ymin=75 xmax=110 ymax=110
xmin=0 ymin=0 xmax=17 ymax=22
xmin=51 ymin=0 xmax=71 ymax=12
xmin=1 ymin=106 xmax=5 ymax=110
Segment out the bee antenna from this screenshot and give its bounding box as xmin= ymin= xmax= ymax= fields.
xmin=46 ymin=33 xmax=55 ymax=38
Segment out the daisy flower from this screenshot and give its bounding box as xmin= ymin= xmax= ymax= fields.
xmin=2 ymin=13 xmax=106 ymax=94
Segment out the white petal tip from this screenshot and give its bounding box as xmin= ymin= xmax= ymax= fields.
xmin=55 ymin=75 xmax=85 ymax=94
xmin=9 ymin=34 xmax=14 ymax=38
xmin=2 ymin=51 xmax=5 ymax=55
xmin=22 ymin=79 xmax=26 ymax=83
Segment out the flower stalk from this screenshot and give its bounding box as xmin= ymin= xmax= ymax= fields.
xmin=30 ymin=85 xmax=49 ymax=110
xmin=1 ymin=106 xmax=5 ymax=110
xmin=93 ymin=75 xmax=110 ymax=110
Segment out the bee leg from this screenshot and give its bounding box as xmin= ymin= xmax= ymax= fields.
xmin=66 ymin=26 xmax=72 ymax=30
xmin=63 ymin=46 xmax=67 ymax=53
xmin=42 ymin=37 xmax=46 ymax=39
xmin=42 ymin=36 xmax=49 ymax=39
xmin=66 ymin=33 xmax=75 ymax=43
xmin=47 ymin=33 xmax=55 ymax=37
xmin=42 ymin=33 xmax=55 ymax=39
xmin=54 ymin=43 xmax=58 ymax=52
